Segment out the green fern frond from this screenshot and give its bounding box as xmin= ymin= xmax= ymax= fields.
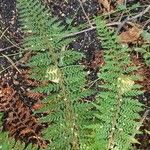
xmin=17 ymin=0 xmax=93 ymax=149
xmin=16 ymin=0 xmax=145 ymax=149
xmin=38 ymin=49 xmax=93 ymax=150
xmin=86 ymin=18 xmax=143 ymax=150
xmin=17 ymin=0 xmax=76 ymax=54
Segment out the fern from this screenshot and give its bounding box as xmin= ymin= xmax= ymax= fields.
xmin=35 ymin=49 xmax=93 ymax=150
xmin=135 ymin=45 xmax=150 ymax=66
xmin=0 ymin=113 xmax=37 ymax=150
xmin=85 ymin=18 xmax=144 ymax=150
xmin=0 ymin=133 xmax=37 ymax=150
xmin=17 ymin=0 xmax=93 ymax=149
xmin=13 ymin=0 xmax=146 ymax=149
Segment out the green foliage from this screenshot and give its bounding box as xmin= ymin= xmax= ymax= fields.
xmin=33 ymin=48 xmax=94 ymax=150
xmin=17 ymin=0 xmax=93 ymax=149
xmin=85 ymin=18 xmax=143 ymax=150
xmin=0 ymin=133 xmax=37 ymax=150
xmin=135 ymin=45 xmax=150 ymax=66
xmin=4 ymin=0 xmax=144 ymax=149
xmin=17 ymin=0 xmax=76 ymax=53
xmin=141 ymin=31 xmax=150 ymax=42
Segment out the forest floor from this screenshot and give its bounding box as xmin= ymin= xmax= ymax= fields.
xmin=0 ymin=0 xmax=150 ymax=149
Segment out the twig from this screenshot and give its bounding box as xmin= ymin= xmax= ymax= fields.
xmin=136 ymin=110 xmax=150 ymax=131
xmin=77 ymin=0 xmax=93 ymax=28
xmin=0 ymin=52 xmax=31 ymax=74
xmin=64 ymin=21 xmax=120 ymax=38
xmin=2 ymin=54 xmax=22 ymax=74
xmin=65 ymin=26 xmax=96 ymax=38
xmin=116 ymin=5 xmax=150 ymax=33
xmin=142 ymin=18 xmax=150 ymax=30
xmin=0 ymin=65 xmax=13 ymax=74
xmin=129 ymin=5 xmax=150 ymax=21
xmin=0 ymin=31 xmax=22 ymax=50
xmin=0 ymin=41 xmax=24 ymax=52
xmin=0 ymin=27 xmax=9 ymax=39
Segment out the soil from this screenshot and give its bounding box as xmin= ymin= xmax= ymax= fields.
xmin=0 ymin=0 xmax=150 ymax=149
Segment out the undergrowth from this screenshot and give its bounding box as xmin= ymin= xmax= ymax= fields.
xmin=0 ymin=0 xmax=146 ymax=150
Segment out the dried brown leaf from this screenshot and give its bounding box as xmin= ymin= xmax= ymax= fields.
xmin=0 ymin=85 xmax=48 ymax=148
xmin=27 ymin=91 xmax=43 ymax=101
xmin=116 ymin=0 xmax=124 ymax=5
xmin=119 ymin=26 xmax=142 ymax=43
xmin=98 ymin=0 xmax=110 ymax=12
xmin=32 ymin=103 xmax=43 ymax=110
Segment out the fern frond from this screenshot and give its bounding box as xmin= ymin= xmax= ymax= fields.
xmin=37 ymin=49 xmax=93 ymax=150
xmin=86 ymin=18 xmax=143 ymax=150
xmin=17 ymin=0 xmax=93 ymax=149
xmin=17 ymin=0 xmax=77 ymax=54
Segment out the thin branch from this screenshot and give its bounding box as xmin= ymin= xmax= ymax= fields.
xmin=0 ymin=42 xmax=23 ymax=52
xmin=0 ymin=31 xmax=22 ymax=50
xmin=136 ymin=110 xmax=150 ymax=131
xmin=65 ymin=26 xmax=96 ymax=38
xmin=64 ymin=22 xmax=120 ymax=38
xmin=0 ymin=27 xmax=9 ymax=39
xmin=2 ymin=54 xmax=22 ymax=74
xmin=128 ymin=5 xmax=150 ymax=21
xmin=0 ymin=51 xmax=31 ymax=74
xmin=77 ymin=0 xmax=93 ymax=28
xmin=116 ymin=5 xmax=150 ymax=33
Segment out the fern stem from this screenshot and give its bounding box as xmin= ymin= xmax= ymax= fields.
xmin=57 ymin=63 xmax=80 ymax=150
xmin=107 ymin=93 xmax=123 ymax=150
xmin=45 ymin=40 xmax=80 ymax=149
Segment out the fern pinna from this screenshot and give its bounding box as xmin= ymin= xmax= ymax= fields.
xmin=135 ymin=45 xmax=150 ymax=66
xmin=86 ymin=18 xmax=144 ymax=150
xmin=17 ymin=0 xmax=92 ymax=149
